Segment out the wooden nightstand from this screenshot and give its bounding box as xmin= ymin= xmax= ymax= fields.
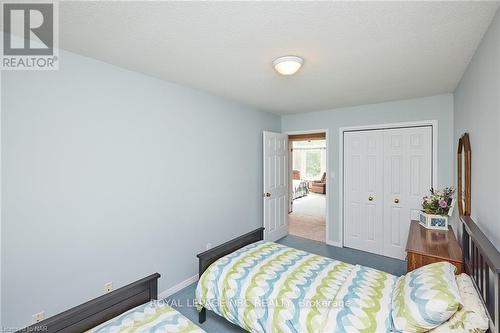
xmin=405 ymin=220 xmax=463 ymax=273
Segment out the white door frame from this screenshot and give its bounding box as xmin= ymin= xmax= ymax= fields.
xmin=338 ymin=120 xmax=438 ymax=248
xmin=285 ymin=129 xmax=332 ymax=245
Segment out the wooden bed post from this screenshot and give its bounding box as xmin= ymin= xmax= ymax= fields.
xmin=199 ymin=307 xmax=206 ymax=323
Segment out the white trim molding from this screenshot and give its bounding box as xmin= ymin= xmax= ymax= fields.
xmin=338 ymin=120 xmax=439 ymax=248
xmin=0 ymin=70 xmax=2 ymax=328
xmin=285 ymin=129 xmax=332 ymax=245
xmin=159 ymin=274 xmax=199 ymax=299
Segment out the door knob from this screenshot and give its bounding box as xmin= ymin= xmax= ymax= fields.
xmin=368 ymin=196 xmax=374 ymax=201
xmin=394 ymin=198 xmax=400 ymax=204
xmin=264 ymin=192 xmax=271 ymax=197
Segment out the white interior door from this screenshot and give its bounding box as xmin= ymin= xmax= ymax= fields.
xmin=343 ymin=126 xmax=432 ymax=259
xmin=263 ymin=131 xmax=288 ymax=241
xmin=383 ymin=127 xmax=432 ymax=259
xmin=344 ymin=131 xmax=384 ymax=254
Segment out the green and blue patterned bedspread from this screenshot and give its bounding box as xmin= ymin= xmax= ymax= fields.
xmin=88 ymin=300 xmax=206 ymax=333
xmin=196 ymin=241 xmax=397 ymax=333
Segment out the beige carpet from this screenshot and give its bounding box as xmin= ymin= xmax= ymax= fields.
xmin=289 ymin=193 xmax=326 ymax=242
xmin=288 ymin=213 xmax=325 ymax=242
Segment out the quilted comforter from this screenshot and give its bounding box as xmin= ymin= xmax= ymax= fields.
xmin=195 ymin=241 xmax=397 ymax=333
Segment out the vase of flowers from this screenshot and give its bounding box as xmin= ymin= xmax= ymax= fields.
xmin=419 ymin=187 xmax=455 ymax=230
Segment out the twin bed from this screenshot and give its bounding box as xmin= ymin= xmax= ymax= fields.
xmin=17 ymin=273 xmax=206 ymax=333
xmin=196 ymin=219 xmax=500 ymax=333
xmin=19 ymin=217 xmax=499 ymax=333
xmin=196 ymin=240 xmax=395 ymax=332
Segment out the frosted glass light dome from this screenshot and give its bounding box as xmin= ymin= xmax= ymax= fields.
xmin=273 ymin=56 xmax=303 ymax=75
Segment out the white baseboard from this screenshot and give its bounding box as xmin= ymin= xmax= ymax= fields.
xmin=326 ymin=239 xmax=342 ymax=247
xmin=158 ymin=274 xmax=199 ymax=299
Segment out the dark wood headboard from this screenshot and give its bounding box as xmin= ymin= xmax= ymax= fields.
xmin=16 ymin=273 xmax=160 ymax=333
xmin=461 ymin=216 xmax=500 ymax=333
xmin=196 ymin=227 xmax=264 ymax=323
xmin=196 ymin=227 xmax=265 ymax=276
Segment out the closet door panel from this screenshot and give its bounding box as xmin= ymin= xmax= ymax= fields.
xmin=383 ymin=127 xmax=432 ymax=259
xmin=364 ymin=132 xmax=384 ymax=254
xmin=344 ymin=132 xmax=363 ymax=250
xmin=407 ymin=129 xmax=432 ymax=220
xmin=383 ymin=131 xmax=408 ymax=259
xmin=344 ymin=131 xmax=384 ymax=254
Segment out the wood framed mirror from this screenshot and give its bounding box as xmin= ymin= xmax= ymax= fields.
xmin=457 ymin=133 xmax=471 ymax=216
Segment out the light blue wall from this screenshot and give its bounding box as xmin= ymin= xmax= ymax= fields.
xmin=1 ymin=50 xmax=280 ymax=327
xmin=282 ymin=94 xmax=455 ymax=243
xmin=454 ymin=8 xmax=500 ymax=250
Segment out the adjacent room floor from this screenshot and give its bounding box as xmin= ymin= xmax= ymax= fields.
xmin=166 ymin=234 xmax=406 ymax=333
xmin=288 ymin=192 xmax=326 ymax=242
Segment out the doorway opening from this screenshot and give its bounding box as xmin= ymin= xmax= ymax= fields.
xmin=288 ymin=132 xmax=327 ymax=242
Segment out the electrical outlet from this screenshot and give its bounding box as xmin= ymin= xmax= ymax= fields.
xmin=206 ymin=243 xmax=212 ymax=250
xmin=32 ymin=311 xmax=44 ymax=324
xmin=104 ymin=282 xmax=113 ymax=293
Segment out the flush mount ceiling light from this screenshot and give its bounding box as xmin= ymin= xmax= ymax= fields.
xmin=273 ymin=56 xmax=303 ymax=75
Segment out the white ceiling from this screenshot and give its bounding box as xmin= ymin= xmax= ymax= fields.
xmin=59 ymin=1 xmax=500 ymax=114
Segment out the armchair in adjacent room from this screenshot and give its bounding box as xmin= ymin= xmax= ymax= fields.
xmin=310 ymin=172 xmax=326 ymax=194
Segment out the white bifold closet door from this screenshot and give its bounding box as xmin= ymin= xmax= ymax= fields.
xmin=344 ymin=131 xmax=385 ymax=255
xmin=344 ymin=126 xmax=432 ymax=260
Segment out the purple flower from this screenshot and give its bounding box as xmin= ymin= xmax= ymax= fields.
xmin=438 ymin=200 xmax=448 ymax=208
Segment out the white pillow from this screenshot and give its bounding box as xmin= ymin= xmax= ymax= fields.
xmin=430 ymin=273 xmax=489 ymax=333
xmin=392 ymin=262 xmax=463 ymax=332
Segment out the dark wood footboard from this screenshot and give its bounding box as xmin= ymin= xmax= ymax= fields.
xmin=16 ymin=273 xmax=160 ymax=333
xmin=196 ymin=227 xmax=264 ymax=323
xmin=461 ymin=217 xmax=500 ymax=333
